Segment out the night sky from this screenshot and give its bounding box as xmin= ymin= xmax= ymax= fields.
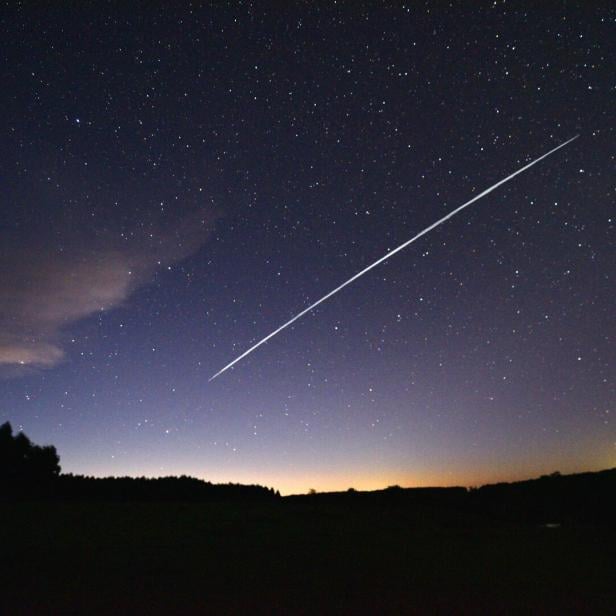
xmin=1 ymin=3 xmax=614 ymax=494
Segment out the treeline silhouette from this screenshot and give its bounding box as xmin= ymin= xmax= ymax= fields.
xmin=0 ymin=422 xmax=278 ymax=502
xmin=55 ymin=474 xmax=279 ymax=502
xmin=2 ymin=422 xmax=614 ymax=523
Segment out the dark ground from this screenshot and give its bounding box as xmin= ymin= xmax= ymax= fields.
xmin=0 ymin=498 xmax=614 ymax=615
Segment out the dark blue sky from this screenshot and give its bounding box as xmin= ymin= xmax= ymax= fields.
xmin=1 ymin=3 xmax=613 ymax=493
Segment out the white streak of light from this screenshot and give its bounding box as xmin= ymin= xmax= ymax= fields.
xmin=209 ymin=135 xmax=579 ymax=381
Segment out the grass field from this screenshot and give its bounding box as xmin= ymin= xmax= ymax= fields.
xmin=1 ymin=499 xmax=613 ymax=614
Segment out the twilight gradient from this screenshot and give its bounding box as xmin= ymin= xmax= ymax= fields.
xmin=1 ymin=3 xmax=613 ymax=494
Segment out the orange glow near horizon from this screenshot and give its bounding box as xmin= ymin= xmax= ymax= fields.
xmin=68 ymin=455 xmax=614 ymax=497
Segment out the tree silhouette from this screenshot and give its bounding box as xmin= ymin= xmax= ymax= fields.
xmin=0 ymin=422 xmax=61 ymax=497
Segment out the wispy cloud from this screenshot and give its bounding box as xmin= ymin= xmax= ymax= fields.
xmin=0 ymin=208 xmax=216 ymax=374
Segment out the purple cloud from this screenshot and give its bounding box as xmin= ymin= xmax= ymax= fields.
xmin=0 ymin=207 xmax=216 ymax=373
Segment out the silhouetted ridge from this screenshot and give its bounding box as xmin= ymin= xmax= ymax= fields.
xmin=287 ymin=469 xmax=616 ymax=526
xmin=471 ymin=468 xmax=616 ymax=525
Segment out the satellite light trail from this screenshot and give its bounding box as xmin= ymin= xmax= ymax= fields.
xmin=210 ymin=135 xmax=579 ymax=381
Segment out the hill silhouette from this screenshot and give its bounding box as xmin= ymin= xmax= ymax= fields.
xmin=288 ymin=469 xmax=616 ymax=526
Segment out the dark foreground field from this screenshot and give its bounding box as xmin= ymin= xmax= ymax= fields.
xmin=1 ymin=498 xmax=614 ymax=615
